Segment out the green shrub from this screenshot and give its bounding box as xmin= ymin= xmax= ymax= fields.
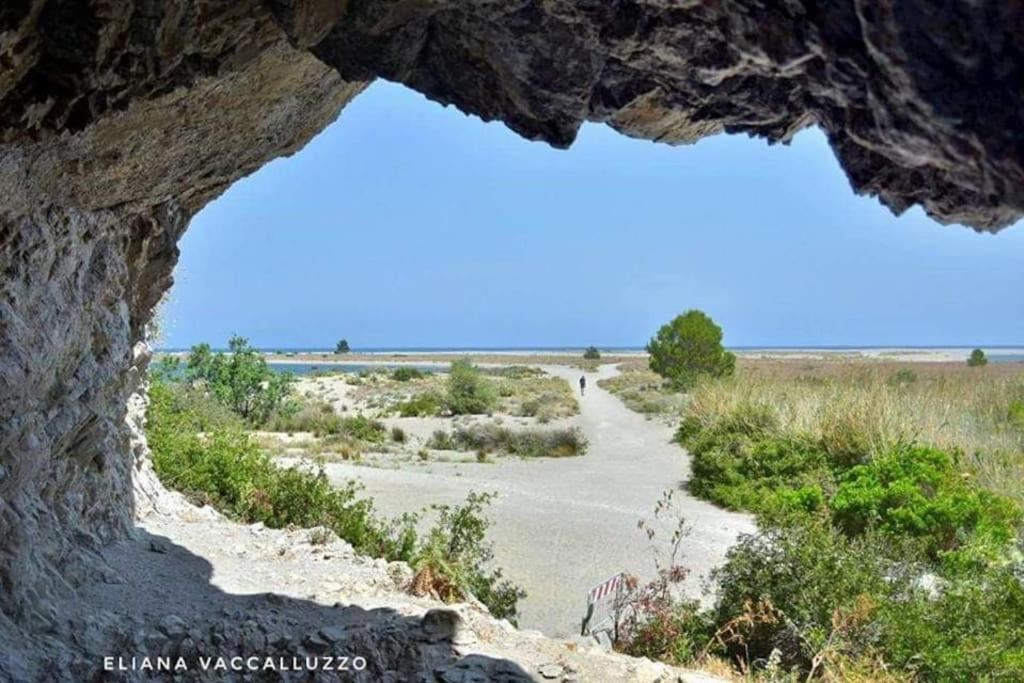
xmin=710 ymin=518 xmax=1024 ymax=680
xmin=147 ymin=379 xmax=412 ymax=560
xmin=428 ymin=423 xmax=587 ymax=458
xmin=392 ymin=367 xmax=425 ymax=382
xmin=397 ymin=392 xmax=443 ymax=417
xmin=710 ymin=519 xmax=898 ymax=672
xmin=678 ymin=403 xmax=831 ymax=514
xmin=391 ymin=426 xmax=407 ymax=443
xmin=411 ymin=492 xmax=525 ymax=623
xmin=339 ymin=414 xmax=387 ymax=443
xmin=445 ymin=359 xmax=497 ymax=415
xmin=830 ymin=444 xmax=1020 ymax=558
xmin=583 ymin=346 xmax=602 ymax=360
xmin=967 ymin=348 xmax=988 ymax=367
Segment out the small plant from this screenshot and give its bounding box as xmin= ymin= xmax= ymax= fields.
xmin=392 ymin=366 xmax=425 ymax=382
xmin=417 ymin=448 xmax=429 ymax=461
xmin=967 ymin=348 xmax=988 ymax=367
xmin=410 ymin=492 xmax=525 ymax=623
xmin=391 ymin=426 xmax=407 ymax=443
xmin=308 ymin=527 xmax=334 ymax=545
xmin=888 ymin=368 xmax=918 ymax=386
xmin=397 ymin=392 xmax=443 ymax=417
xmin=583 ymin=346 xmax=602 ymax=360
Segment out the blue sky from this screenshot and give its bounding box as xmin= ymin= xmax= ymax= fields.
xmin=160 ymin=81 xmax=1024 ymax=350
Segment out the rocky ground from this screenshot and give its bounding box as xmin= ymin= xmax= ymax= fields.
xmin=5 ymin=482 xmax=726 ymax=682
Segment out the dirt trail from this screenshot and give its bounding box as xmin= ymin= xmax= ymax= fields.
xmin=321 ymin=364 xmax=754 ymax=637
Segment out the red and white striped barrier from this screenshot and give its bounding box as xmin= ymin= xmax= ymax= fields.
xmin=587 ymin=573 xmax=624 ymax=606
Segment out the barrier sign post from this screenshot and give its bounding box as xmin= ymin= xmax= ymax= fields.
xmin=580 ymin=572 xmax=625 ymax=637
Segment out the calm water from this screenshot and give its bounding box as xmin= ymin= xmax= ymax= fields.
xmin=267 ymin=362 xmax=440 ymax=375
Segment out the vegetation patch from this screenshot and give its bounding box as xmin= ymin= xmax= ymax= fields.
xmin=427 ymin=423 xmax=587 ymax=458
xmin=147 ymin=341 xmax=526 ymax=622
xmin=598 ymin=367 xmax=688 ymax=417
xmin=410 ymin=492 xmax=525 ymax=623
xmin=619 ymin=362 xmax=1024 ymax=680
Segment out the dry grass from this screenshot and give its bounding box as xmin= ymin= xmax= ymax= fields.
xmin=492 ymin=373 xmax=579 ymax=421
xmin=688 ymin=360 xmax=1024 ymax=501
xmin=598 ymin=366 xmax=688 ymax=418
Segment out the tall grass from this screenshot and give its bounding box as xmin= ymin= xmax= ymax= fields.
xmin=686 ymin=362 xmax=1024 ymax=501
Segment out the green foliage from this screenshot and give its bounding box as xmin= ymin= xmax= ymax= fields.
xmin=397 ymin=392 xmax=443 ymax=417
xmin=412 ymin=492 xmax=525 ymax=623
xmin=678 ymin=403 xmax=831 ymax=514
xmin=427 ymin=423 xmax=587 ymax=458
xmin=710 ymin=519 xmax=895 ymax=671
xmin=186 ymin=337 xmax=292 ymax=424
xmin=391 ymin=366 xmax=425 ymax=381
xmin=445 ymin=359 xmax=497 ymax=415
xmin=668 ymin=386 xmax=1024 ymax=679
xmin=1010 ymin=400 xmax=1024 ymax=431
xmin=147 ymin=379 xmax=412 ymax=560
xmin=148 ymin=379 xmax=523 ymax=620
xmin=265 ymin=401 xmax=385 ymax=443
xmin=708 ymin=518 xmax=1024 ymax=680
xmin=583 ymin=346 xmax=602 ymax=360
xmin=647 ymin=310 xmax=736 ymax=390
xmin=888 ymin=368 xmax=919 ymax=386
xmin=335 ymin=339 xmax=350 ymax=354
xmin=830 ymin=444 xmax=1020 ymax=558
xmin=967 ymin=348 xmax=988 ymax=367
xmin=391 ymin=426 xmax=407 ymax=443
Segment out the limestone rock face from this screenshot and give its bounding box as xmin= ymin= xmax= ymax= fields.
xmin=301 ymin=0 xmax=1024 ymax=231
xmin=1 ymin=1 xmax=362 ymax=635
xmin=0 ymin=0 xmax=1022 ymax=667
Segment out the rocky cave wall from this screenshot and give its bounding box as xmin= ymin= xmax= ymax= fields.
xmin=2 ymin=0 xmax=1023 ymax=640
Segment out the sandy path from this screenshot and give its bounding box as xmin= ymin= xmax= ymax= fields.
xmin=320 ymin=364 xmax=754 ymax=637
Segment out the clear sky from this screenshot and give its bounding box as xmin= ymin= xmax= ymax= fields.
xmin=159 ymin=80 xmax=1024 ymax=350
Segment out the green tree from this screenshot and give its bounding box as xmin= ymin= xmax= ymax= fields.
xmin=335 ymin=339 xmax=351 ymax=354
xmin=186 ymin=336 xmax=292 ymax=424
xmin=647 ymin=310 xmax=735 ymax=389
xmin=967 ymin=348 xmax=988 ymax=367
xmin=583 ymin=346 xmax=601 ymax=360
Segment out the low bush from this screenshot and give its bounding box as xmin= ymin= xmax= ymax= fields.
xmin=397 ymin=392 xmax=443 ymax=417
xmin=410 ymin=492 xmax=526 ymax=624
xmin=148 ymin=379 xmax=413 ymax=560
xmin=391 ymin=367 xmax=426 ymax=382
xmin=583 ymin=346 xmax=602 ymax=360
xmin=829 ymin=444 xmax=1020 ymax=559
xmin=391 ymin=426 xmax=407 ymax=443
xmin=446 ymin=359 xmax=497 ymax=415
xmin=678 ymin=403 xmax=832 ymax=515
xmin=427 ymin=423 xmax=587 ymax=458
xmin=266 ymin=402 xmax=386 ymax=443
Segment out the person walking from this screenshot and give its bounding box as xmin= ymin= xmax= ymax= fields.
xmin=579 ymin=374 xmax=587 ymax=396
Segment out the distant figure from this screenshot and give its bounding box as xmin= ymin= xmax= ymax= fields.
xmin=579 ymin=374 xmax=586 ymax=396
